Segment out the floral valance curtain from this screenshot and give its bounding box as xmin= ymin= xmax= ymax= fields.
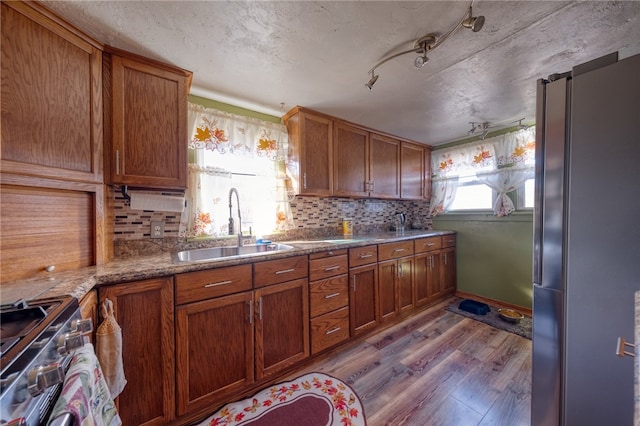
xmin=179 ymin=103 xmax=293 ymax=238
xmin=429 ymin=127 xmax=536 ymax=217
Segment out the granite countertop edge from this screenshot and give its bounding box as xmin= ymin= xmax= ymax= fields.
xmin=1 ymin=230 xmax=454 ymax=304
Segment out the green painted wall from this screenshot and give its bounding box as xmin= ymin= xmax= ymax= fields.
xmin=433 ymin=212 xmax=533 ymax=309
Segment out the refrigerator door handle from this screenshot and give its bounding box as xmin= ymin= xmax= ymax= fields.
xmin=615 ymin=337 xmax=635 ymax=358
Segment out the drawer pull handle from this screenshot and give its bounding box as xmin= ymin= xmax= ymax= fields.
xmin=426 ymin=243 xmax=435 ymax=247
xmin=325 ymin=292 xmax=340 ymax=299
xmin=393 ymin=248 xmax=406 ymax=252
xmin=359 ymin=254 xmax=373 ymax=259
xmin=324 ymin=265 xmax=340 ymax=272
xmin=275 ymin=268 xmax=295 ymax=275
xmin=326 ymin=327 xmax=341 ymax=335
xmin=204 ymin=280 xmax=232 ymax=288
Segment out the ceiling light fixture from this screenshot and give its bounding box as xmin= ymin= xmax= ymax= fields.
xmin=365 ymin=71 xmax=379 ymax=90
xmin=480 ymin=122 xmax=490 ymax=140
xmin=468 ymin=121 xmax=491 ymax=139
xmin=365 ymin=0 xmax=484 ymax=90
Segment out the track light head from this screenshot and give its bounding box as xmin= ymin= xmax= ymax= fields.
xmin=462 ymin=5 xmax=485 ymax=32
xmin=365 ymin=73 xmax=379 ymax=91
xmin=414 ymin=55 xmax=429 ymax=69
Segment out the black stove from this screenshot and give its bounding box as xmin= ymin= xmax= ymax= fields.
xmin=0 ymin=297 xmax=91 ymax=426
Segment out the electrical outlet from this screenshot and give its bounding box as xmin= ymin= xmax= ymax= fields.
xmin=151 ymin=221 xmax=164 ymax=239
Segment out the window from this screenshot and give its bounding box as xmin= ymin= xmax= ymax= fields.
xmin=518 ymin=177 xmax=535 ymax=209
xmin=430 ymin=127 xmax=536 ymax=217
xmin=179 ymin=103 xmax=293 ymax=239
xmin=448 ymin=177 xmax=493 ymax=211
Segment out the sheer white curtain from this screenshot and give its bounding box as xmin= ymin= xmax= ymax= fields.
xmin=179 ymin=103 xmax=294 ymax=238
xmin=429 ymin=127 xmax=535 ymax=217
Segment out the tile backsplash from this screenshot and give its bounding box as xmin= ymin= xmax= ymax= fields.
xmin=111 ymin=186 xmax=432 ymax=257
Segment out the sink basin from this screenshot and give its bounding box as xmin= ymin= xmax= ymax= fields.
xmin=173 ymin=243 xmax=294 ymax=263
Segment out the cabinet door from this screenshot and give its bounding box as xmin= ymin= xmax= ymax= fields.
xmin=100 ymin=277 xmax=175 ymax=426
xmin=254 ymin=278 xmax=309 ymax=379
xmin=415 ymin=252 xmax=442 ymax=305
xmin=1 ymin=1 xmax=103 ymax=183
xmin=369 ymin=133 xmax=400 ymax=199
xmin=441 ymin=246 xmax=456 ymax=294
xmin=349 ymin=264 xmax=379 ymax=336
xmin=284 ymin=109 xmax=333 ymax=195
xmin=397 ymin=257 xmax=414 ymax=313
xmin=424 ymin=147 xmax=433 ymax=200
xmin=401 ymin=142 xmax=425 ymax=200
xmin=333 ymin=122 xmax=369 ymax=197
xmin=110 ymin=53 xmax=189 ymax=189
xmin=377 ymin=260 xmax=398 ymax=322
xmin=176 ymin=292 xmax=254 ymax=416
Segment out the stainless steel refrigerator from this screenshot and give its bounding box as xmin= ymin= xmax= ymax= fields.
xmin=532 ymin=52 xmax=640 ymax=425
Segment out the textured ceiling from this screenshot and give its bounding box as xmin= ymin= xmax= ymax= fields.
xmin=42 ymin=1 xmax=640 ymax=146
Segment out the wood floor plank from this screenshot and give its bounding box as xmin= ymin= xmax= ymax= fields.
xmin=289 ymin=296 xmax=532 ymax=425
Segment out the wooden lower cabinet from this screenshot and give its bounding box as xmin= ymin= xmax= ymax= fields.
xmin=99 ymin=277 xmax=175 ymax=426
xmin=255 ymin=278 xmax=309 ymax=379
xmin=349 ymin=263 xmax=379 ymax=336
xmin=441 ymin=246 xmax=456 ymax=294
xmin=414 ymin=251 xmax=442 ymax=305
xmin=378 ymin=257 xmax=414 ymax=320
xmin=175 ymin=292 xmax=254 ymax=416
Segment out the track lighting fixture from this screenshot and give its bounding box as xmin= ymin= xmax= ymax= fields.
xmin=468 ymin=121 xmax=490 ymax=139
xmin=365 ymin=0 xmax=484 ymax=89
xmin=462 ymin=4 xmax=485 ymax=32
xmin=365 ymin=71 xmax=379 ymax=90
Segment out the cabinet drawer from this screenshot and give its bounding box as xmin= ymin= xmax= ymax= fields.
xmin=310 ymin=306 xmax=350 ymax=354
xmin=175 ymin=264 xmax=252 ymax=305
xmin=442 ymin=234 xmax=456 ymax=247
xmin=309 ymin=255 xmax=348 ymax=281
xmin=378 ymin=240 xmax=414 ymax=261
xmin=309 ymin=249 xmax=347 ymax=260
xmin=349 ymin=245 xmax=378 ymax=267
xmin=310 ymin=275 xmax=349 ymax=318
xmin=414 ymin=236 xmax=442 ymax=253
xmin=254 ymin=255 xmax=308 ymax=288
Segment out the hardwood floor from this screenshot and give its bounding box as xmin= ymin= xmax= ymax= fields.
xmin=289 ymin=297 xmax=532 ymax=426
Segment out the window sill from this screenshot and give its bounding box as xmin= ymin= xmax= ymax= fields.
xmin=434 ymin=210 xmax=533 ymax=222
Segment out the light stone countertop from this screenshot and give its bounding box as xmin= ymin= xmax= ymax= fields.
xmin=0 ymin=230 xmax=454 ymax=305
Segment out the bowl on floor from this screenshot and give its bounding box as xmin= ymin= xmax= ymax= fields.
xmin=498 ymin=308 xmax=524 ymax=323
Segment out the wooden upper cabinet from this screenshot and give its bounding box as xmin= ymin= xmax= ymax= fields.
xmin=284 ymin=106 xmax=431 ymax=200
xmin=283 ymin=107 xmax=333 ymax=196
xmin=369 ymin=133 xmax=400 ymax=199
xmin=106 ymin=48 xmax=192 ymax=189
xmin=400 ymin=142 xmax=425 ymax=200
xmin=333 ymin=122 xmax=369 ymax=197
xmin=1 ymin=1 xmax=103 ymax=183
xmin=424 ymin=146 xmax=432 ymax=200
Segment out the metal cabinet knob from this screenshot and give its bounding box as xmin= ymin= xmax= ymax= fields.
xmin=27 ymin=363 xmax=64 ymax=397
xmin=57 ymin=331 xmax=85 ymax=356
xmin=44 ymin=265 xmax=55 ymax=272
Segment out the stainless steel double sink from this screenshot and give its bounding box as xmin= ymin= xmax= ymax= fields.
xmin=173 ymin=243 xmax=295 ymax=263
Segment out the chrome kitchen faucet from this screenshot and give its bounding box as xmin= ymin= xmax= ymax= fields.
xmin=228 ymin=187 xmax=243 ymax=246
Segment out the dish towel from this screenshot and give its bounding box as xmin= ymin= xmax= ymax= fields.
xmin=47 ymin=343 xmax=122 ymax=426
xmin=96 ymin=299 xmax=127 ymax=398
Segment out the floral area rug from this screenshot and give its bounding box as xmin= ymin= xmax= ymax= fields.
xmin=445 ymin=300 xmax=532 ymax=340
xmin=196 ymin=372 xmax=366 ymax=426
